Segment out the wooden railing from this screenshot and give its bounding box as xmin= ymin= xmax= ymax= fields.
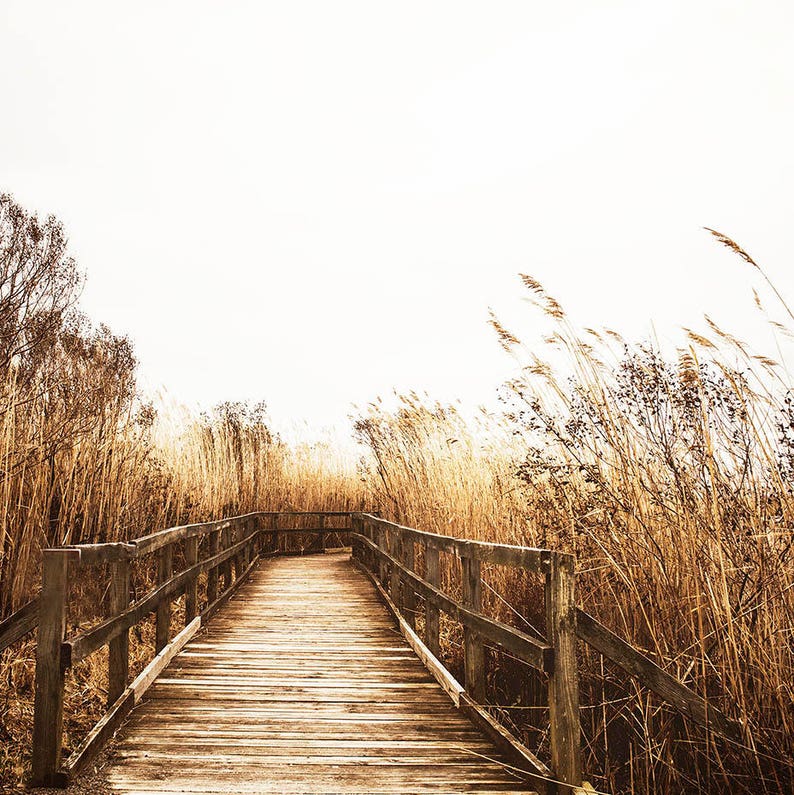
xmin=349 ymin=512 xmax=582 ymax=791
xmin=22 ymin=508 xmax=745 ymax=791
xmin=29 ymin=510 xmax=353 ymax=787
xmin=349 ymin=512 xmax=745 ymax=794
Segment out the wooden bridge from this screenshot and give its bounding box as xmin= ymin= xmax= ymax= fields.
xmin=0 ymin=511 xmax=743 ymax=793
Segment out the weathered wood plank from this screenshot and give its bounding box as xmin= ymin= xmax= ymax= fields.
xmin=207 ymin=529 xmax=220 ymax=604
xmin=184 ymin=536 xmax=199 ymax=623
xmin=424 ymin=544 xmax=441 ymax=658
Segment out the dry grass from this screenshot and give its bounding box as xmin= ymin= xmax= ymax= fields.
xmin=352 ymin=237 xmax=794 ymax=794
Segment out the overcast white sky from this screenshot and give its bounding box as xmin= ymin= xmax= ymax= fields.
xmin=2 ymin=1 xmax=793 ymax=440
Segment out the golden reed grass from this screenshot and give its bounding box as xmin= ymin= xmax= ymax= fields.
xmin=353 ymin=237 xmax=794 ymax=794
xmin=1 ymin=192 xmax=790 ymax=793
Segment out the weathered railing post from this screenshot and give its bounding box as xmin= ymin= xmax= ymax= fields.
xmin=350 ymin=514 xmax=361 ymax=562
xmin=31 ymin=549 xmax=71 ymax=786
xmin=221 ymin=525 xmax=232 ymax=587
xmin=207 ymin=529 xmax=220 ymax=604
xmin=377 ymin=525 xmax=388 ymax=585
xmin=424 ymin=542 xmax=440 ymax=658
xmin=461 ymin=555 xmax=486 ymax=703
xmin=389 ymin=530 xmax=402 ymax=611
xmin=155 ymin=542 xmax=173 ymax=652
xmin=546 ymin=551 xmax=582 ymax=788
xmin=185 ymin=535 xmax=199 ymax=623
xmin=107 ymin=557 xmax=130 ymax=706
xmin=318 ymin=513 xmax=326 ymax=552
xmin=231 ymin=523 xmax=242 ymax=579
xmin=401 ymin=537 xmax=416 ymax=628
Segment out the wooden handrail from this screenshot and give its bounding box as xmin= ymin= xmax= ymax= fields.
xmin=29 ymin=510 xmax=356 ymax=787
xmin=350 ymin=512 xmax=583 ymax=789
xmin=358 ymin=513 xmax=552 ymax=572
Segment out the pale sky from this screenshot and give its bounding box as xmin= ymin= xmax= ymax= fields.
xmin=2 ymin=1 xmax=793 ymax=440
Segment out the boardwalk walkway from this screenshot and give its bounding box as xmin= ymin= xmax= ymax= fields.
xmin=104 ymin=553 xmax=533 ymax=794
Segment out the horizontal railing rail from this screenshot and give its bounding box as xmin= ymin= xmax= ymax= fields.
xmin=29 ymin=510 xmax=356 ymax=788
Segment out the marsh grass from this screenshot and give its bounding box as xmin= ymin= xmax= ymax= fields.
xmin=353 ymin=235 xmax=794 ymax=794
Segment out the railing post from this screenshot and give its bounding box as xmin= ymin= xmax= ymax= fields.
xmin=377 ymin=526 xmax=388 ymax=585
xmin=207 ymin=529 xmax=219 ymax=604
xmin=231 ymin=523 xmax=242 ymax=579
xmin=271 ymin=514 xmax=279 ymax=554
xmin=185 ymin=535 xmax=199 ymax=623
xmin=107 ymin=558 xmax=130 ymax=706
xmin=546 ymin=552 xmax=582 ymax=788
xmin=318 ymin=513 xmax=326 ymax=552
xmin=155 ymin=542 xmax=173 ymax=652
xmin=350 ymin=514 xmax=360 ymax=562
xmin=389 ymin=530 xmax=402 ymax=611
xmin=221 ymin=526 xmax=232 ymax=586
xmin=461 ymin=555 xmax=486 ymax=703
xmin=31 ymin=550 xmax=71 ymax=787
xmin=424 ymin=542 xmax=440 ymax=658
xmin=401 ymin=537 xmax=416 ymax=628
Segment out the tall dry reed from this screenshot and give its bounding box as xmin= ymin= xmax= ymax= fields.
xmin=353 ymin=235 xmax=794 ymax=794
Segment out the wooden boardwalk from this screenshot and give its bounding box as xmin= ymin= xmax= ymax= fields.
xmin=104 ymin=552 xmax=534 ymax=794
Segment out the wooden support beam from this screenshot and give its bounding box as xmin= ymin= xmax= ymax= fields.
xmin=184 ymin=536 xmax=199 ymax=624
xmin=207 ymin=529 xmax=219 ymax=605
xmin=107 ymin=558 xmax=130 ymax=707
xmin=377 ymin=526 xmax=388 ymax=585
xmin=221 ymin=526 xmax=232 ymax=589
xmin=389 ymin=530 xmax=402 ymax=611
xmin=546 ymin=553 xmax=582 ymax=789
xmin=350 ymin=515 xmax=361 ymax=562
xmin=155 ymin=543 xmax=173 ymax=653
xmin=462 ymin=555 xmax=486 ymax=704
xmin=401 ymin=537 xmax=417 ymax=629
xmin=30 ymin=550 xmax=71 ymax=787
xmin=424 ymin=544 xmax=441 ymax=659
xmin=231 ymin=524 xmax=241 ymax=580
